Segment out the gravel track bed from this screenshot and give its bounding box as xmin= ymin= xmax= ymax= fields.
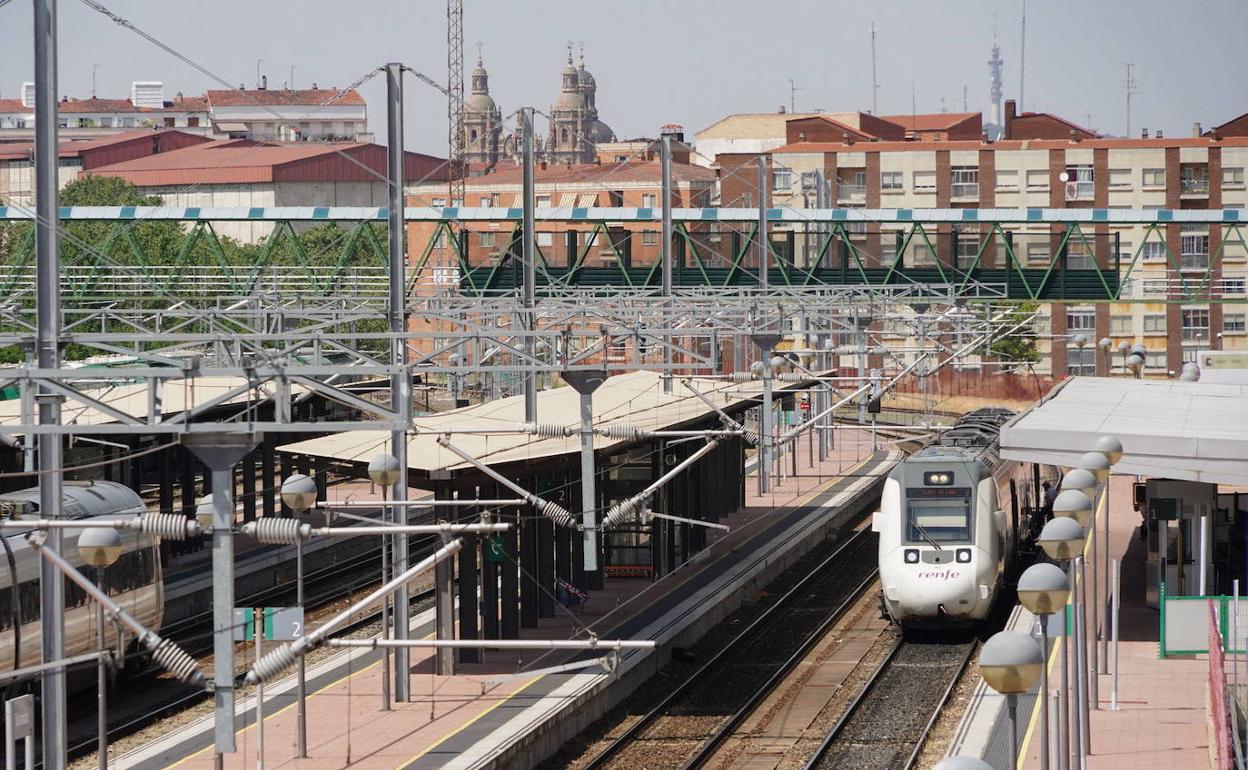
xmin=809 ymin=638 xmax=975 ymax=770
xmin=580 ymin=529 xmax=878 ymax=770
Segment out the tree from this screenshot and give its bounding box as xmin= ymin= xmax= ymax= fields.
xmin=987 ymin=301 xmax=1040 ymax=364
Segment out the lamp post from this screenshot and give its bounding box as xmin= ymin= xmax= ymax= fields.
xmin=367 ymin=453 xmax=402 ymax=708
xmin=280 ymin=473 xmax=317 ymax=757
xmin=980 ymin=631 xmax=1044 ymax=770
xmin=1077 ymin=451 xmax=1110 ymax=683
xmin=1038 ymin=516 xmax=1085 ymax=770
xmin=1094 ymin=436 xmax=1123 ymax=682
xmin=1117 ymin=341 xmax=1130 ymax=376
xmin=1097 ymin=337 xmax=1112 ymax=376
xmin=78 ymin=527 xmax=123 ymax=770
xmin=1179 ymin=362 xmax=1201 ymax=382
xmin=1018 ymin=562 xmax=1072 ymax=770
xmin=1053 ymin=486 xmax=1094 ymax=766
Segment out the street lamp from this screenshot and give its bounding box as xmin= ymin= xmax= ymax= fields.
xmin=1093 ymin=436 xmax=1122 ymax=684
xmin=1125 ymin=353 xmax=1144 ymax=379
xmin=980 ymin=631 xmax=1044 ymax=769
xmin=1052 ymin=488 xmax=1094 ymax=528
xmin=367 ymin=453 xmax=402 ymax=710
xmin=280 ymin=473 xmax=316 ymax=757
xmin=1018 ymin=562 xmax=1072 ymax=770
xmin=1179 ymin=362 xmax=1200 ymax=382
xmin=1097 ymin=338 xmax=1112 ymax=375
xmin=1038 ymin=516 xmax=1084 ymax=770
xmin=79 ymin=527 xmax=122 ymax=770
xmin=1051 ymin=483 xmax=1094 ymax=763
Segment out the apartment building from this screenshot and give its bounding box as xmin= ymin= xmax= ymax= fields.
xmin=755 ymin=127 xmax=1248 ymax=377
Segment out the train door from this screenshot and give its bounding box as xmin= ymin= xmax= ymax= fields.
xmin=1008 ymin=479 xmax=1020 ymax=563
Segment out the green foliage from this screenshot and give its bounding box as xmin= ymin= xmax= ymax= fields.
xmin=988 ymin=301 xmax=1040 ymax=363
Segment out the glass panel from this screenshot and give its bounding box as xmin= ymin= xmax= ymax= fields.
xmin=907 ymin=497 xmax=971 ymax=543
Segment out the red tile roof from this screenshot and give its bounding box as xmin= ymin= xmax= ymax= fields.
xmin=87 ymin=140 xmax=444 ymax=186
xmin=768 ymin=136 xmax=1248 ymax=154
xmin=453 ymin=161 xmax=717 ymax=188
xmin=0 ymin=99 xmax=28 ymax=114
xmin=0 ymin=129 xmax=209 ymax=161
xmin=206 ymin=88 xmax=366 ymax=108
xmin=882 ymin=112 xmax=979 ymax=132
xmin=1012 ymin=110 xmax=1096 ymax=137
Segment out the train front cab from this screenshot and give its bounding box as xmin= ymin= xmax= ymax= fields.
xmin=875 ymin=457 xmax=1006 ymax=626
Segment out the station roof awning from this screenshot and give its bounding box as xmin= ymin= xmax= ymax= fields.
xmin=279 ymin=370 xmax=782 ymax=476
xmin=1000 ymin=377 xmax=1248 ymax=485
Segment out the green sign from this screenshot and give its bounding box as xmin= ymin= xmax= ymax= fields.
xmin=486 ymin=534 xmax=507 ymax=563
xmin=234 ymin=607 xmax=304 ymax=641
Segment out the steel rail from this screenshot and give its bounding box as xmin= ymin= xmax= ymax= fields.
xmin=581 ymin=526 xmax=876 ymax=770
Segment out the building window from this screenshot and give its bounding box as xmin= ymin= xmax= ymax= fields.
xmin=1224 ymin=167 xmax=1246 ymax=188
xmin=642 ymin=230 xmax=660 ymax=246
xmin=479 ymin=196 xmax=493 ymax=207
xmin=837 ymin=170 xmax=866 ymax=200
xmin=1066 ymin=309 xmax=1095 ymax=332
xmin=912 ymin=243 xmax=936 ymax=266
xmin=1065 ymin=240 xmax=1096 ymax=270
xmin=1143 ymin=314 xmax=1166 ymax=334
xmin=1026 ymin=243 xmax=1050 ymax=265
xmin=1181 ymin=309 xmax=1210 ymax=342
xmin=881 ymin=171 xmax=904 ymax=191
xmin=1145 ymin=351 xmax=1167 ymax=369
xmin=536 ymin=232 xmax=553 ymax=248
xmin=641 ymin=193 xmax=657 ymax=208
xmin=479 ymin=232 xmax=495 ymax=248
xmin=1141 ymin=242 xmax=1167 ymax=262
xmin=561 ymin=128 xmax=568 ymax=143
xmin=1224 ymin=277 xmax=1247 ymax=295
xmin=431 ymin=197 xmax=446 ymax=208
xmin=1180 ymin=165 xmax=1210 ymax=195
xmin=1026 ymin=169 xmax=1049 ymax=191
xmin=1067 ymin=347 xmax=1096 ymax=376
xmin=1116 ymin=240 xmax=1133 ymax=263
xmin=739 ymin=192 xmax=752 ymax=207
xmin=950 ymin=167 xmax=979 ymax=199
xmin=995 ymin=169 xmax=1018 ymax=191
xmin=1142 ymin=168 xmax=1165 ymax=187
xmin=913 ymin=171 xmax=936 ymax=192
xmin=1108 ymin=168 xmax=1131 ymax=189
xmin=772 ymin=168 xmax=792 ymax=190
xmin=536 ymin=195 xmax=552 ymax=207
xmin=1110 ymin=315 xmax=1132 ymax=335
xmin=800 ymin=171 xmax=821 ymax=192
xmin=432 ymin=230 xmax=446 ymax=250
xmin=1180 ymin=229 xmax=1210 ymax=271
xmin=1064 ymin=165 xmax=1094 ymax=199
xmin=188 ymin=116 xmax=199 ymax=127
xmin=956 ymin=235 xmax=980 ymax=269
xmin=1225 ymin=314 xmax=1247 ymax=334
xmin=470 ymin=129 xmax=478 ymax=142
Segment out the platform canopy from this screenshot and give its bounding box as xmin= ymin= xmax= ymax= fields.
xmin=279 ymin=370 xmax=788 ymax=477
xmin=1000 ymin=377 xmax=1248 ymax=485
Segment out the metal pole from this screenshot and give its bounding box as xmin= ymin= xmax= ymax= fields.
xmin=1060 ymin=606 xmax=1069 ymax=770
xmin=295 ymin=536 xmax=307 ymax=757
xmin=97 ymin=569 xmax=108 ymax=770
xmin=1111 ymin=558 xmax=1120 ymax=710
xmin=34 ymin=0 xmax=67 ymax=765
xmin=757 ymin=155 xmax=768 ymax=292
xmin=660 ymin=134 xmax=673 ymax=395
xmin=379 ymin=484 xmax=391 ymax=708
xmin=755 ymin=335 xmax=779 ymax=495
xmin=521 ymin=107 xmax=537 ymax=423
xmin=1007 ymin=693 xmax=1019 ymax=770
xmin=1101 ymin=474 xmax=1110 ymax=673
xmin=1077 ymin=555 xmax=1090 ymax=758
xmin=435 ymin=529 xmax=455 ymax=675
xmin=561 ymin=372 xmax=607 ymax=577
xmin=254 ymin=609 xmax=264 ymax=770
xmin=1040 ymin=613 xmax=1050 ymax=770
xmin=385 ymin=60 xmax=412 ymax=704
xmin=1051 ymin=688 xmax=1063 ymax=770
xmin=1089 ymin=502 xmax=1099 ymax=711
xmin=1235 ymin=580 xmax=1241 ymax=711
xmin=1200 ymin=512 xmax=1209 ymax=594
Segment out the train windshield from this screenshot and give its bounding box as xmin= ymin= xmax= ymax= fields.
xmin=906 ymin=496 xmax=972 ymax=543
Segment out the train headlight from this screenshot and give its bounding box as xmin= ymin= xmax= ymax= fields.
xmin=923 ymin=471 xmax=954 ymax=486
xmin=956 ymin=548 xmax=972 ymax=564
xmin=904 ymin=548 xmax=920 ymax=564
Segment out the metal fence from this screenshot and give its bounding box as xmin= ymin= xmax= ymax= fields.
xmin=0 ymin=264 xmax=392 ymax=299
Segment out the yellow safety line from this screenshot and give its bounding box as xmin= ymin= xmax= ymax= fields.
xmin=393 ymin=675 xmax=542 ymax=769
xmin=1016 ymin=487 xmax=1108 ymax=766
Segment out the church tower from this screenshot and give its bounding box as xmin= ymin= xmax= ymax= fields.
xmin=546 ymin=46 xmax=615 ymax=164
xmin=462 ymin=52 xmax=502 ymax=165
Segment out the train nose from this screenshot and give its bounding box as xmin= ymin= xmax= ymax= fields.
xmin=902 ymin=567 xmax=980 ymax=619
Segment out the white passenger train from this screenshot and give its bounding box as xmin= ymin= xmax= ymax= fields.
xmin=874 ymin=408 xmax=1057 ymax=626
xmin=0 ymin=481 xmax=164 ymax=673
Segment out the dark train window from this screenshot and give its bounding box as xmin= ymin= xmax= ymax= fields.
xmin=0 ymin=587 xmax=12 ymax=631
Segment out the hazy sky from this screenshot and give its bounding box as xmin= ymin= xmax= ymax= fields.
xmin=2 ymin=0 xmax=1245 ymax=156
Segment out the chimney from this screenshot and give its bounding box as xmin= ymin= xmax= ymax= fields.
xmin=1193 ymin=122 xmax=1203 ymax=137
xmin=1070 ymin=129 xmax=1081 ymax=143
xmin=312 ymin=82 xmax=318 ymax=90
xmin=1004 ymin=99 xmax=1017 ymax=122
xmin=798 ymin=131 xmax=806 ymax=142
xmin=778 ymin=105 xmax=786 ymax=114
xmin=539 ymin=160 xmax=547 ymax=170
xmin=843 ymin=131 xmax=854 ymax=145
xmin=1141 ymin=128 xmax=1148 ymax=139
xmin=1155 ymin=129 xmax=1163 ymax=138
xmin=260 ymin=75 xmax=268 ymax=91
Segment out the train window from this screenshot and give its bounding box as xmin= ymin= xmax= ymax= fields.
xmin=907 ymin=498 xmax=972 ymax=543
xmin=0 ymin=587 xmax=11 ymax=631
xmin=18 ymin=581 xmax=39 ymax=623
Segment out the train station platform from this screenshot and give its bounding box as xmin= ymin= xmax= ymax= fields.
xmin=949 ymin=475 xmax=1212 ymax=769
xmin=112 ymin=428 xmax=900 ymax=770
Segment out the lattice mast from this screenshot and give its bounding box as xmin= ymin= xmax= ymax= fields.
xmin=447 ymin=0 xmax=465 ymax=204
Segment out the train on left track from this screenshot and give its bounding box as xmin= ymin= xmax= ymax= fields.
xmin=0 ymin=481 xmax=164 ymax=674
xmin=874 ymin=408 xmax=1058 ymax=626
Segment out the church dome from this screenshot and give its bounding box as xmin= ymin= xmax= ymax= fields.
xmin=466 ymin=90 xmax=497 ymax=114
xmin=589 ymin=119 xmax=616 ymax=143
xmin=577 ymin=64 xmax=596 ymax=90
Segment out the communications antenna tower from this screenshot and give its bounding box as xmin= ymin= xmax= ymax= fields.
xmin=1124 ymin=62 xmax=1137 ymax=138
xmin=447 ymin=0 xmax=465 ymax=204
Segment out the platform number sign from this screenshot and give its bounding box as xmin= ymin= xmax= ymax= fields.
xmin=234 ymin=607 xmax=304 ymax=641
xmin=486 ymin=534 xmax=507 ymax=563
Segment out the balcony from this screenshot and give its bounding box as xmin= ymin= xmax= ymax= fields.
xmin=836 ymin=183 xmax=866 ymax=202
xmin=1180 ymin=178 xmax=1210 ymax=196
xmin=951 ymin=183 xmax=980 ymax=199
xmin=1180 ymin=253 xmax=1210 ymax=272
xmin=1064 ymin=181 xmax=1095 ymax=201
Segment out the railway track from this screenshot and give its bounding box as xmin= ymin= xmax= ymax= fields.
xmin=802 ymin=635 xmax=977 ymax=770
xmin=582 ymin=526 xmax=879 ymax=770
